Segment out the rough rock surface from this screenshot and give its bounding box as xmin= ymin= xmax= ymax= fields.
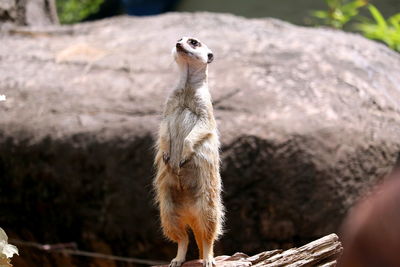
xmin=1 ymin=12 xmax=400 ymax=266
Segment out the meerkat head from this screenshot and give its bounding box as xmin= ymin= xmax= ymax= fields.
xmin=172 ymin=37 xmax=214 ymax=66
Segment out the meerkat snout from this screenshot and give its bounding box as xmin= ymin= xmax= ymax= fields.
xmin=207 ymin=52 xmax=214 ymax=63
xmin=173 ymin=37 xmax=214 ymax=65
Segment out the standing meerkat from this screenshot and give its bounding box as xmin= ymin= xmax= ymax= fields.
xmin=154 ymin=37 xmax=224 ymax=267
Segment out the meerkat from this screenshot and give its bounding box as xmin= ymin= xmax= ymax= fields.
xmin=153 ymin=37 xmax=224 ymax=267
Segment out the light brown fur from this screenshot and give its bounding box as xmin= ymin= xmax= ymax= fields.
xmin=153 ymin=37 xmax=224 ymax=267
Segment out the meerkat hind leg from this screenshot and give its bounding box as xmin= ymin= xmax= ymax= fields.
xmin=193 ymin=230 xmax=204 ymax=259
xmin=163 ymin=214 xmax=189 ymax=267
xmin=170 ymin=235 xmax=189 ymax=267
xmin=202 ymin=239 xmax=216 ymax=267
xmin=193 ymin=224 xmax=215 ymax=267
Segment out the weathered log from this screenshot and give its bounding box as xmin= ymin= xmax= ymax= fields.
xmin=156 ymin=234 xmax=342 ymax=267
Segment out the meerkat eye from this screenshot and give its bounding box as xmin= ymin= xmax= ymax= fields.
xmin=189 ymin=39 xmax=199 ymax=47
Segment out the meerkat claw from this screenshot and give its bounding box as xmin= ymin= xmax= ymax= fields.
xmin=169 ymin=258 xmax=184 ymax=267
xmin=179 ymin=158 xmax=190 ymax=168
xmin=163 ymin=152 xmax=170 ymax=164
xmin=203 ymin=258 xmax=216 ymax=267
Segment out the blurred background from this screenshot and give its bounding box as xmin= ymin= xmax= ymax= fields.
xmin=58 ymin=0 xmax=400 ymax=25
xmin=56 ymin=0 xmax=400 ymax=52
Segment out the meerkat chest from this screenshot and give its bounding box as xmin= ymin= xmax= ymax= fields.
xmin=168 ymin=106 xmax=198 ymax=138
xmin=167 ymin=92 xmax=202 ymax=130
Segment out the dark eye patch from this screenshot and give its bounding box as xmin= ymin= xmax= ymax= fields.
xmin=188 ymin=39 xmax=201 ymax=48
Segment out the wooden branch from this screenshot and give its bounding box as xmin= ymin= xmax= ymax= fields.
xmin=46 ymin=0 xmax=59 ymax=24
xmin=155 ymin=234 xmax=342 ymax=267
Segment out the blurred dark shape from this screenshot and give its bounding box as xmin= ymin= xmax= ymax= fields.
xmin=84 ymin=0 xmax=123 ymax=21
xmin=121 ymin=0 xmax=178 ymax=16
xmin=85 ymin=0 xmax=178 ymax=21
xmin=339 ymin=169 xmax=400 ymax=267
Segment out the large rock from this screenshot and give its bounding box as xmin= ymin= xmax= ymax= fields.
xmin=1 ymin=13 xmax=400 ymax=265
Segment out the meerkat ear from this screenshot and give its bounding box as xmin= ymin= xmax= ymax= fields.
xmin=207 ymin=53 xmax=214 ymax=64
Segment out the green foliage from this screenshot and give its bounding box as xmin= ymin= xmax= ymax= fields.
xmin=56 ymin=0 xmax=104 ymax=24
xmin=312 ymin=1 xmax=400 ymax=52
xmin=356 ymin=5 xmax=400 ymax=52
xmin=312 ymin=0 xmax=368 ymax=29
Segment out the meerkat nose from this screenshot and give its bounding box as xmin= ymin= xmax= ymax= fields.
xmin=176 ymin=43 xmax=182 ymax=49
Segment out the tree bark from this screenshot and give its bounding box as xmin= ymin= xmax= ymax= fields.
xmin=0 ymin=0 xmax=58 ymax=26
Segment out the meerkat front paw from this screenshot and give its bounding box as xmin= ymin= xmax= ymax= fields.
xmin=180 ymin=139 xmax=194 ymax=167
xmin=163 ymin=152 xmax=170 ymax=164
xmin=179 ymin=158 xmax=190 ymax=168
xmin=169 ymin=258 xmax=185 ymax=267
xmin=203 ymin=258 xmax=216 ymax=267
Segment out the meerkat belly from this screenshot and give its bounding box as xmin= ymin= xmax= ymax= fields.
xmin=168 ymin=108 xmax=198 ymax=166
